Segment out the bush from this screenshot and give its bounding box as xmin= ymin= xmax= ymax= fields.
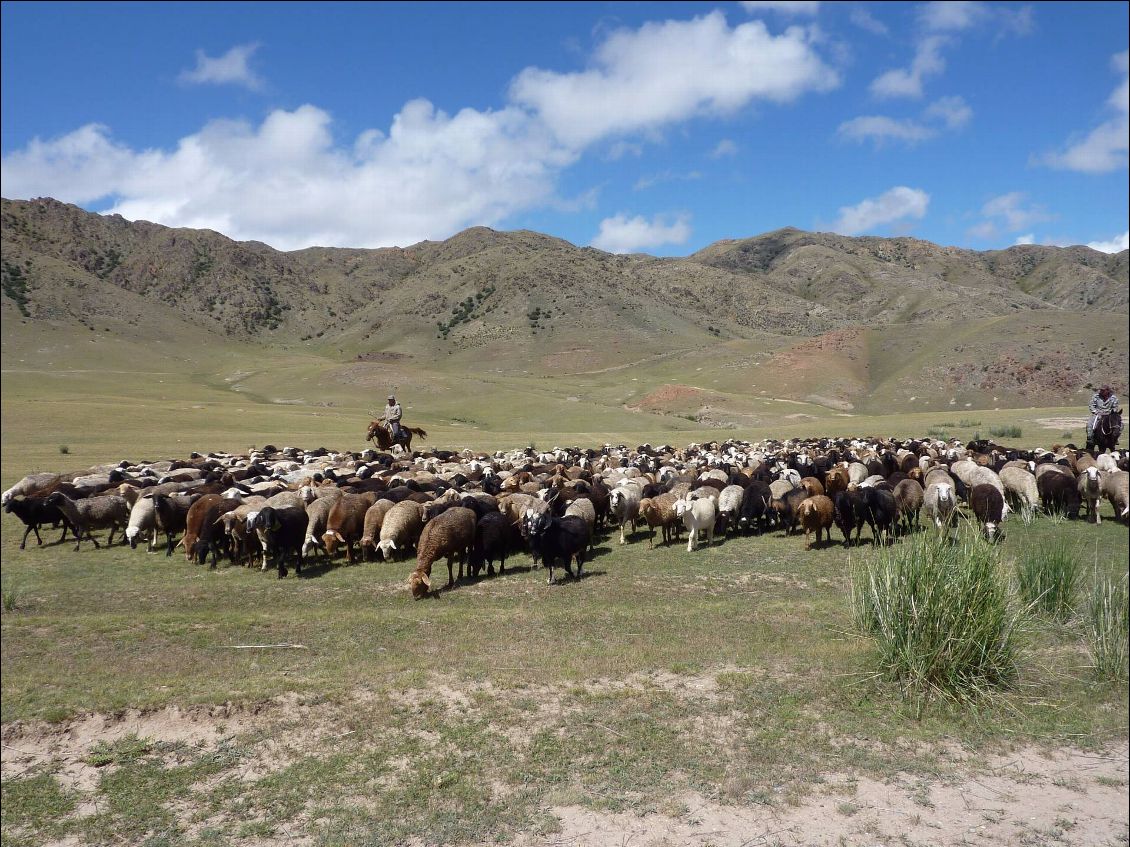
xmin=58 ymin=444 xmax=69 ymax=455
xmin=851 ymin=525 xmax=1021 ymax=710
xmin=989 ymin=425 xmax=1023 ymax=439
xmin=1016 ymin=537 xmax=1082 ymax=620
xmin=1084 ymin=573 xmax=1129 ymax=683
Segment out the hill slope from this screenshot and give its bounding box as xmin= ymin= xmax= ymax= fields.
xmin=1 ymin=197 xmax=1126 ymax=420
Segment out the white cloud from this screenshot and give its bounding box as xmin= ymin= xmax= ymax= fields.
xmin=917 ymin=1 xmax=988 ymax=33
xmin=980 ymin=192 xmax=1051 ymax=232
xmin=509 ymin=11 xmax=839 ymax=149
xmin=591 ymin=212 xmax=691 ymax=253
xmin=1 ymin=11 xmax=842 ymax=251
xmin=739 ymin=1 xmax=821 ymax=15
xmin=1039 ymin=50 xmax=1129 ymax=174
xmin=850 ymin=8 xmax=889 ymax=36
xmin=838 ymin=96 xmax=970 ymax=147
xmin=178 ymin=43 xmax=264 ymax=91
xmin=1014 ymin=233 xmax=1035 ymax=245
xmin=870 ymin=35 xmax=948 ymax=99
xmin=1087 ymin=231 xmax=1130 ymax=253
xmin=710 ymin=138 xmax=739 ymax=158
xmin=837 ymin=115 xmax=935 ymax=145
xmin=924 ymin=95 xmax=972 ymax=129
xmin=831 ymin=186 xmax=929 ymax=236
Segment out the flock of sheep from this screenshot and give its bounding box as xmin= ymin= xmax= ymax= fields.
xmin=3 ymin=436 xmax=1128 ymax=599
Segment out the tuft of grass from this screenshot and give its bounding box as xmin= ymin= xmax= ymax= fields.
xmin=1084 ymin=573 xmax=1129 ymax=684
xmin=2 ymin=581 xmax=23 ymax=612
xmin=58 ymin=444 xmax=70 ymax=455
xmin=958 ymin=418 xmax=982 ymax=427
xmin=851 ymin=524 xmax=1022 ymax=711
xmin=1016 ymin=537 xmax=1082 ymax=621
xmin=86 ymin=734 xmax=154 ymax=768
xmin=989 ymin=425 xmax=1022 ymax=439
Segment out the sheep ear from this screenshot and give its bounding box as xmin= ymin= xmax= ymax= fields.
xmin=334 ymin=531 xmax=345 ymax=542
xmin=419 ymin=573 xmax=431 ymax=588
xmin=389 ymin=539 xmax=397 ymax=550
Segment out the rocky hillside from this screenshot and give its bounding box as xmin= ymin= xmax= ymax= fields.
xmin=2 ymin=197 xmax=1126 ymax=413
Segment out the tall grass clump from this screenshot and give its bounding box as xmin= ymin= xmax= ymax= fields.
xmin=989 ymin=425 xmax=1022 ymax=439
xmin=1084 ymin=573 xmax=1129 ymax=683
xmin=851 ymin=526 xmax=1021 ymax=710
xmin=1016 ymin=537 xmax=1082 ymax=621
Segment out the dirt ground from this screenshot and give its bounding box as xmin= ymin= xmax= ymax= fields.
xmin=3 ymin=695 xmax=1127 ymax=847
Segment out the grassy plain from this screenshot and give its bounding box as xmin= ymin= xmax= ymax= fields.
xmin=1 ymin=320 xmax=1127 ymax=846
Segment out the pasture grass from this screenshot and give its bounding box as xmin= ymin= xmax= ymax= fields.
xmin=2 ymin=499 xmax=1127 ymax=845
xmin=1084 ymin=572 xmax=1129 ymax=684
xmin=850 ymin=523 xmax=1022 ymax=711
xmin=1016 ymin=535 xmax=1084 ymax=621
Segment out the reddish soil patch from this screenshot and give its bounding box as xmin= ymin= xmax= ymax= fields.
xmin=632 ymin=384 xmax=706 ymax=411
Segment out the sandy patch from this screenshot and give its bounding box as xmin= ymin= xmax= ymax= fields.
xmin=1035 ymin=417 xmax=1089 ymax=430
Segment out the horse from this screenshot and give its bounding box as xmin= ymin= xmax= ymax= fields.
xmin=366 ymin=419 xmax=428 ymax=453
xmin=1092 ymin=408 xmax=1123 ymax=454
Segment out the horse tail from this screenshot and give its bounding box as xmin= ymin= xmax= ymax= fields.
xmin=410 ymin=427 xmax=428 ymax=440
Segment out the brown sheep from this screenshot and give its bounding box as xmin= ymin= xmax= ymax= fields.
xmin=892 ymin=478 xmax=924 ymax=536
xmin=408 ymin=506 xmax=477 ymax=598
xmin=323 ymin=492 xmax=379 ymax=563
xmin=800 ymin=476 xmax=825 ymax=498
xmin=358 ymin=499 xmax=397 ymax=560
xmin=796 ymin=495 xmax=834 ymax=549
xmin=824 ymin=466 xmax=850 ymax=497
xmin=637 ymin=492 xmax=683 ymax=548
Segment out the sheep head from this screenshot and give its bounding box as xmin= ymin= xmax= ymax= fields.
xmin=408 ymin=570 xmax=431 ymax=599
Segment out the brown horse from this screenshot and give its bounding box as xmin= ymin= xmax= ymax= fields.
xmin=367 ymin=420 xmax=428 ymax=452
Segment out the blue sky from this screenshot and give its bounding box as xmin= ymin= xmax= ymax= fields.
xmin=1 ymin=1 xmax=1127 ymax=255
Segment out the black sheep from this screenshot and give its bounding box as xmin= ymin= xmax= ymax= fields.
xmin=4 ymin=495 xmax=74 ymax=549
xmin=1037 ymin=473 xmax=1081 ymax=519
xmin=469 ymin=511 xmax=516 ymax=576
xmin=834 ymin=490 xmax=866 ymax=546
xmin=859 ymin=486 xmax=897 ymax=545
xmin=254 ymin=505 xmax=307 ymax=578
xmin=738 ymin=480 xmax=771 ymax=536
xmin=524 ymin=512 xmax=590 ymax=585
xmin=969 ymin=484 xmax=1006 ymax=541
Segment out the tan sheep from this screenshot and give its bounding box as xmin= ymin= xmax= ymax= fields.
xmin=637 ymin=492 xmax=682 ymax=548
xmin=408 ymin=506 xmax=477 ymax=598
xmin=796 ymin=495 xmax=834 ymax=549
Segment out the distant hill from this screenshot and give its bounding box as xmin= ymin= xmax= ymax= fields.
xmin=2 ymin=196 xmax=1126 ymax=416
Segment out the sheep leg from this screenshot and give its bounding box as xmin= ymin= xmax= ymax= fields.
xmin=546 ymin=561 xmax=555 ymax=585
xmin=575 ymin=551 xmax=584 ymax=579
xmin=448 ymin=558 xmax=455 ymax=588
xmin=619 ymin=521 xmax=627 ymax=545
xmin=20 ymin=524 xmax=37 ymax=549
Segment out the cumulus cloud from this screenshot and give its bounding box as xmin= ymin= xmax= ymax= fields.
xmin=178 ymin=43 xmax=264 ymax=90
xmin=591 ymin=212 xmax=691 ymax=253
xmin=710 ymin=138 xmax=739 ymax=158
xmin=509 ymin=11 xmax=839 ymax=149
xmin=1014 ymin=233 xmax=1035 ymax=245
xmin=1 ymin=103 xmax=574 ymax=250
xmin=980 ymin=192 xmax=1051 ymax=231
xmin=1 ymin=10 xmax=841 ymax=251
xmin=837 ymin=116 xmax=935 ymax=145
xmin=1038 ymin=50 xmax=1129 ymax=174
xmin=831 ymin=186 xmax=929 ymax=236
xmin=850 ymin=7 xmax=889 ymax=36
xmin=917 ymin=1 xmax=989 ymax=32
xmin=870 ymin=35 xmax=948 ymax=99
xmin=838 ymin=96 xmax=971 ymax=147
xmin=1087 ymin=230 xmax=1130 ymax=253
xmin=739 ymin=1 xmax=821 ymax=15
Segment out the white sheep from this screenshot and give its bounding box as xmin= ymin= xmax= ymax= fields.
xmin=608 ymin=482 xmax=642 ymax=545
xmin=675 ymin=494 xmax=716 ymax=552
xmin=923 ymin=482 xmax=957 ymax=530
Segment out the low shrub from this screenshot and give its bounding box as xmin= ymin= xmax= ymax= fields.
xmin=1016 ymin=537 xmax=1082 ymax=621
xmin=989 ymin=425 xmax=1023 ymax=439
xmin=851 ymin=524 xmax=1021 ymax=710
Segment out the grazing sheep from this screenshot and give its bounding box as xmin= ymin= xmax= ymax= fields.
xmin=2 ymin=473 xmax=63 ymax=506
xmin=322 ymin=493 xmax=378 ymax=564
xmin=797 ymin=495 xmax=834 ymax=549
xmin=969 ymin=484 xmax=1006 ymax=541
xmin=182 ymin=495 xmax=242 ymax=566
xmin=563 ymin=497 xmax=597 ymax=550
xmin=675 ymin=495 xmax=716 ymax=552
xmin=833 ymin=490 xmax=865 ymax=546
xmin=215 ymin=502 xmax=267 ymax=567
xmin=892 ymin=478 xmax=924 ymax=536
xmin=637 ymin=493 xmax=682 ymax=548
xmin=408 ymin=506 xmax=477 ymax=597
xmin=469 ymin=511 xmax=516 ymax=576
xmin=4 ymin=495 xmax=73 ymax=549
xmin=999 ymin=467 xmax=1040 ymax=515
xmin=358 ymin=499 xmax=397 ymax=560
xmin=923 ymin=482 xmax=958 ymax=530
xmin=523 ymin=511 xmax=591 ymax=585
xmin=151 ymin=492 xmax=202 ymax=556
xmin=609 ymin=483 xmax=642 ymax=545
xmin=377 ymin=500 xmax=426 ymax=560
xmin=1037 ymin=473 xmax=1082 ymax=519
xmin=253 ymin=504 xmax=307 ymax=577
xmin=301 ymin=493 xmax=340 ymax=560
xmin=738 ymin=481 xmax=772 ymax=536
xmin=771 ymin=486 xmax=810 ymax=536
xmin=1101 ymin=471 xmax=1129 ymax=521
xmin=858 ymin=486 xmax=897 ymax=545
xmin=44 ymin=492 xmax=129 ymax=551
xmin=716 ymin=484 xmax=746 ymax=536
xmin=1077 ymin=467 xmax=1104 ymax=524
xmin=125 ymin=495 xmax=159 ymax=552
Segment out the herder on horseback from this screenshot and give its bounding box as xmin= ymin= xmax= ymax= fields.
xmin=1086 ymin=384 xmax=1122 ymax=454
xmin=367 ymin=393 xmax=427 ymax=452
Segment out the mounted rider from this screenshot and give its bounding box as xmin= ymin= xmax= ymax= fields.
xmin=382 ymin=394 xmax=403 ymax=441
xmin=1086 ymin=384 xmax=1120 ymax=452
